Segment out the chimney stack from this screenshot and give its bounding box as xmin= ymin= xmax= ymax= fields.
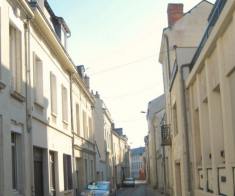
xmin=84 ymin=75 xmax=90 ymax=89
xmin=76 ymin=65 xmax=85 ymax=79
xmin=167 ymin=3 xmax=183 ymax=27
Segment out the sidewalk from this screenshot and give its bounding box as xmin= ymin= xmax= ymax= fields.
xmin=145 ymin=185 xmax=167 ymax=196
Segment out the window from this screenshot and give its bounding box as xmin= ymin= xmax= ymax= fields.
xmin=9 ymin=24 xmax=22 ymax=93
xmin=61 ymin=85 xmax=68 ymax=123
xmin=88 ymin=117 xmax=92 ymax=140
xmin=63 ymin=154 xmax=72 ymax=190
xmin=76 ymin=104 xmax=80 ymax=135
xmin=50 ymin=73 xmax=57 ymax=115
xmin=173 ymin=103 xmax=178 ymax=135
xmin=34 ymin=54 xmax=43 ymax=105
xmin=11 ymin=132 xmax=21 ymax=190
xmin=90 ymin=160 xmax=94 ymax=181
xmin=84 ymin=159 xmax=88 ymax=184
xmin=83 ymin=110 xmax=87 ymax=139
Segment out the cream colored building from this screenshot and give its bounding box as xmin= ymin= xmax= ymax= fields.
xmin=146 ymin=94 xmax=172 ymax=193
xmin=159 ymin=1 xmax=213 ymax=196
xmin=0 ymin=0 xmax=95 ymax=196
xmin=112 ymin=128 xmax=130 ymax=188
xmin=186 ymin=0 xmax=235 ymax=195
xmin=93 ymin=92 xmax=113 ymax=182
xmin=71 ymin=65 xmax=95 ymax=194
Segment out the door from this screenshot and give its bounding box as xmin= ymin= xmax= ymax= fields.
xmin=175 ymin=162 xmax=182 ymax=196
xmin=34 ymin=147 xmax=44 ymax=196
xmin=49 ymin=151 xmax=56 ymax=196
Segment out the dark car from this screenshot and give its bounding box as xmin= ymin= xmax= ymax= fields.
xmin=122 ymin=177 xmax=135 ymax=187
xmin=80 ymin=181 xmax=116 ymax=196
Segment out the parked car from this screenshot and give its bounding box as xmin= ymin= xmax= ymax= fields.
xmin=80 ymin=181 xmax=117 ymax=196
xmin=122 ymin=177 xmax=135 ymax=187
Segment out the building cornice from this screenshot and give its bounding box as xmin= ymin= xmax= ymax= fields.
xmin=16 ymin=0 xmax=34 ymax=19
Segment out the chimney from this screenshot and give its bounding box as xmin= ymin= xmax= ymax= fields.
xmin=84 ymin=75 xmax=90 ymax=89
xmin=167 ymin=3 xmax=183 ymax=27
xmin=76 ymin=65 xmax=85 ymax=79
xmin=95 ymin=91 xmax=100 ymax=99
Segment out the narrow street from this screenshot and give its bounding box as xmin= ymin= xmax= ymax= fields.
xmin=117 ymin=181 xmax=164 ymax=196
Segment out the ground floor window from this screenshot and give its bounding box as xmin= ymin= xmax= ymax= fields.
xmin=63 ymin=154 xmax=72 ymax=190
xmin=11 ymin=132 xmax=21 ymax=190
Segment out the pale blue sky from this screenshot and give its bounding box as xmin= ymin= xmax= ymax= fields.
xmin=48 ymin=0 xmax=214 ymax=148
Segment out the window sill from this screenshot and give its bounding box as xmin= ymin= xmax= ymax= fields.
xmin=51 ymin=112 xmax=57 ymax=117
xmin=34 ymin=101 xmax=44 ymax=109
xmin=10 ymin=90 xmax=25 ymax=102
xmin=0 ymin=80 xmax=6 ymax=90
xmin=63 ymin=120 xmax=69 ymax=125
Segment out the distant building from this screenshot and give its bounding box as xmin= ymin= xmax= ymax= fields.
xmin=112 ymin=128 xmax=130 ymax=188
xmin=146 ymin=94 xmax=170 ymax=191
xmin=93 ymin=92 xmax=113 ymax=181
xmin=130 ymin=147 xmax=145 ymax=179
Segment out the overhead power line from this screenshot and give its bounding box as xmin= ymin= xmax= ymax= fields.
xmin=89 ymin=54 xmax=157 ymax=75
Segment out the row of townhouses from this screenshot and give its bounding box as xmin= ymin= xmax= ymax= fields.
xmin=0 ymin=0 xmax=130 ymax=196
xmin=145 ymin=0 xmax=235 ymax=195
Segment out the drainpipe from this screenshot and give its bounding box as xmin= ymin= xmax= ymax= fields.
xmin=69 ymin=73 xmax=76 ymax=195
xmin=152 ymin=120 xmax=158 ymax=189
xmin=180 ymin=64 xmax=193 ymax=196
xmin=24 ymin=17 xmax=34 ymax=196
xmin=163 ymin=32 xmax=171 ymax=195
xmin=164 ymin=34 xmax=171 ymax=80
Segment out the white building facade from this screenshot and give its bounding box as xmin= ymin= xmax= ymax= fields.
xmin=0 ymin=0 xmax=95 ymax=196
xmin=93 ymin=92 xmax=113 ymax=182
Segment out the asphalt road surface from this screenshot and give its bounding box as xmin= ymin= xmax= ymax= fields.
xmin=117 ymin=181 xmax=164 ymax=196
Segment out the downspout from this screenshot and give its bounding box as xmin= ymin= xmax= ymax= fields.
xmin=69 ymin=73 xmax=76 ymax=195
xmin=24 ymin=18 xmax=34 ymax=196
xmin=164 ymin=34 xmax=171 ymax=80
xmin=163 ymin=32 xmax=171 ymax=195
xmin=180 ymin=64 xmax=193 ymax=196
xmin=152 ymin=119 xmax=158 ymax=189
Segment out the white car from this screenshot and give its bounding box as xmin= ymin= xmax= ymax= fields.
xmin=80 ymin=181 xmax=116 ymax=196
xmin=122 ymin=177 xmax=135 ymax=187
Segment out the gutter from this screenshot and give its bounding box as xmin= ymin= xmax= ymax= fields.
xmin=17 ymin=0 xmax=34 ymax=19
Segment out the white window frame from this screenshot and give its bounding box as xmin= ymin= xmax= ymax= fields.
xmin=61 ymin=85 xmax=68 ymax=123
xmin=33 ymin=53 xmax=44 ymax=107
xmin=9 ymin=23 xmax=22 ymax=95
xmin=50 ymin=72 xmax=57 ymax=116
xmin=82 ymin=110 xmax=87 ymax=139
xmin=76 ymin=103 xmax=80 ymax=135
xmin=10 ymin=126 xmax=22 ymax=193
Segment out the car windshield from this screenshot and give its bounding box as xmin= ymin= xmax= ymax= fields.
xmin=88 ymin=182 xmax=109 ymax=191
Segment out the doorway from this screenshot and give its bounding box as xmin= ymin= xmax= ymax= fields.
xmin=34 ymin=147 xmax=44 ymax=196
xmin=175 ymin=162 xmax=182 ymax=196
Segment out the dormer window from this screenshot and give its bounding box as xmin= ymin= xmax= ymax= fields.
xmin=44 ymin=1 xmax=71 ymax=50
xmin=61 ymin=26 xmax=68 ymax=49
